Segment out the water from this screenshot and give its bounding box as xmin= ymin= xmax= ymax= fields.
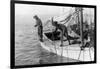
xmin=15 ymin=23 xmax=79 ymax=66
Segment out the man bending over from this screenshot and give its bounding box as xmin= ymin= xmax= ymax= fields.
xmin=52 ymin=21 xmax=71 ymax=46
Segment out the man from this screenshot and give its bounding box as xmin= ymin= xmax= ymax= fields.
xmin=52 ymin=21 xmax=71 ymax=46
xmin=81 ymin=24 xmax=90 ymax=50
xmin=33 ymin=15 xmax=43 ymax=42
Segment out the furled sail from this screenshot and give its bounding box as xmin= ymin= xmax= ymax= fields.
xmin=43 ymin=8 xmax=79 ymax=37
xmin=43 ymin=7 xmax=94 ymax=38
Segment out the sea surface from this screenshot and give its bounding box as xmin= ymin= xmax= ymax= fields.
xmin=15 ymin=23 xmax=79 ymax=66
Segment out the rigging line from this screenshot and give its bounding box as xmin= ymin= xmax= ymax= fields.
xmin=89 ymin=37 xmax=94 ymax=60
xmin=44 ymin=8 xmax=83 ymax=28
xmin=43 ymin=16 xmax=54 ymax=28
xmin=88 ymin=18 xmax=93 ymax=61
xmin=76 ymin=7 xmax=83 ymax=61
xmin=65 ymin=29 xmax=69 ymax=62
xmin=51 ymin=22 xmax=57 ymax=56
xmin=63 ymin=13 xmax=77 ymax=25
xmin=60 ymin=46 xmax=63 ymax=62
xmin=89 ymin=45 xmax=92 ymax=61
xmin=60 ymin=28 xmax=64 ymax=62
xmin=83 ymin=49 xmax=85 ymax=61
xmin=51 ymin=18 xmax=58 ymax=61
xmin=66 ymin=44 xmax=68 ymax=62
xmin=52 ymin=34 xmax=57 ymax=54
xmin=52 ymin=35 xmax=57 ymax=57
xmin=83 ymin=33 xmax=89 ymax=61
xmin=52 ymin=17 xmax=58 ymax=56
xmin=49 ymin=37 xmax=53 ymax=58
xmin=52 ymin=31 xmax=58 ymax=62
xmin=60 ymin=36 xmax=64 ymax=62
xmin=43 ymin=19 xmax=51 ymax=27
xmin=62 ymin=9 xmax=83 ymax=25
xmin=78 ymin=7 xmax=84 ymax=61
xmin=78 ymin=43 xmax=82 ymax=60
xmin=78 ymin=49 xmax=81 ymax=60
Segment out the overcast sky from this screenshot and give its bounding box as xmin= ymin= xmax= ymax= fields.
xmin=15 ymin=4 xmax=94 ymax=25
xmin=15 ymin=4 xmax=71 ymax=16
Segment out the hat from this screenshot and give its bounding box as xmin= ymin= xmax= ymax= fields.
xmin=33 ymin=15 xmax=38 ymax=18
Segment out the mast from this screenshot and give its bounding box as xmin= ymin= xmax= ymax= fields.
xmin=77 ymin=7 xmax=85 ymax=60
xmin=80 ymin=8 xmax=84 ymax=48
xmin=75 ymin=7 xmax=84 ymax=47
xmin=75 ymin=7 xmax=79 ymax=28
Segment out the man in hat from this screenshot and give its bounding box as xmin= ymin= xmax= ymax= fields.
xmin=52 ymin=21 xmax=71 ymax=46
xmin=33 ymin=15 xmax=43 ymax=42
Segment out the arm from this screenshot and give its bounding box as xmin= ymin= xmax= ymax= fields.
xmin=34 ymin=19 xmax=42 ymax=27
xmin=53 ymin=27 xmax=58 ymax=32
xmin=34 ymin=24 xmax=38 ymax=27
xmin=34 ymin=20 xmax=39 ymax=27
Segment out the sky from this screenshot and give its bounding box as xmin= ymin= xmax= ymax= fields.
xmin=15 ymin=4 xmax=71 ymax=16
xmin=15 ymin=3 xmax=94 ymax=25
xmin=15 ymin=4 xmax=72 ymax=24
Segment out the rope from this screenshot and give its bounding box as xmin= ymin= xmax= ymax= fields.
xmin=62 ymin=9 xmax=83 ymax=25
xmin=60 ymin=29 xmax=64 ymax=62
xmin=49 ymin=37 xmax=53 ymax=58
xmin=77 ymin=41 xmax=94 ymax=61
xmin=66 ymin=45 xmax=68 ymax=62
xmin=43 ymin=20 xmax=51 ymax=27
xmin=61 ymin=47 xmax=63 ymax=62
xmin=52 ymin=32 xmax=57 ymax=56
xmin=51 ymin=18 xmax=58 ymax=62
xmin=89 ymin=46 xmax=92 ymax=61
xmin=83 ymin=49 xmax=85 ymax=61
xmin=78 ymin=48 xmax=82 ymax=60
xmin=76 ymin=8 xmax=82 ymax=60
xmin=51 ymin=17 xmax=57 ymax=55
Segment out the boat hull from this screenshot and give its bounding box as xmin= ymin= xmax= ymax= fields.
xmin=40 ymin=32 xmax=94 ymax=61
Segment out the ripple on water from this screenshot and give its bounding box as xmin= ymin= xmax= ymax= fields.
xmin=15 ymin=24 xmax=80 ymax=66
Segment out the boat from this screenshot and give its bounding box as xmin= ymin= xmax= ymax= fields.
xmin=40 ymin=7 xmax=94 ymax=62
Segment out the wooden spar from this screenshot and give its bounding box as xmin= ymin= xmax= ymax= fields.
xmin=75 ymin=7 xmax=83 ymax=46
xmin=80 ymin=8 xmax=84 ymax=47
xmin=76 ymin=7 xmax=84 ymax=60
xmin=75 ymin=7 xmax=79 ymax=30
xmin=76 ymin=7 xmax=84 ymax=47
xmin=76 ymin=7 xmax=85 ymax=60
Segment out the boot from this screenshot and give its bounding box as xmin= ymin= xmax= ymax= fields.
xmin=69 ymin=41 xmax=71 ymax=45
xmin=60 ymin=44 xmax=63 ymax=47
